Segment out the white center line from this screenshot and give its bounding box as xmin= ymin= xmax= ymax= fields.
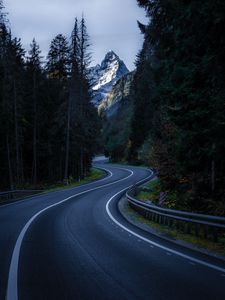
xmin=6 ymin=166 xmax=134 ymax=300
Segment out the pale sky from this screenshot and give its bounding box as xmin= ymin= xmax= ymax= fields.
xmin=4 ymin=0 xmax=148 ymax=70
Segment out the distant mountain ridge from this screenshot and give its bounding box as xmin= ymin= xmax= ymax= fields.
xmin=89 ymin=51 xmax=129 ymax=106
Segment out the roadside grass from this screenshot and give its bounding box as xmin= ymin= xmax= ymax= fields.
xmin=140 ymin=215 xmax=225 ymax=256
xmin=124 ymin=202 xmax=225 ymax=256
xmin=137 ymin=178 xmax=160 ymax=204
xmin=0 ymin=168 xmax=106 ymax=206
xmin=44 ymin=168 xmax=105 ymax=193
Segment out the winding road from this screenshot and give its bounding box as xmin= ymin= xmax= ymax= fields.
xmin=0 ymin=160 xmax=225 ymax=300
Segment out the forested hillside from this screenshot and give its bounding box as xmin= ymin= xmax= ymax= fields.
xmin=126 ymin=0 xmax=225 ymax=215
xmin=0 ymin=1 xmax=100 ymax=190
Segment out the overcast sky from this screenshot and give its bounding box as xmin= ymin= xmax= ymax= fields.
xmin=4 ymin=0 xmax=148 ymax=70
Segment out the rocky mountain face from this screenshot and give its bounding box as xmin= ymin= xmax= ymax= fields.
xmin=101 ymin=71 xmax=134 ymax=161
xmin=98 ymin=71 xmax=134 ymax=118
xmin=93 ymin=52 xmax=135 ymax=162
xmin=89 ymin=51 xmax=129 ymax=106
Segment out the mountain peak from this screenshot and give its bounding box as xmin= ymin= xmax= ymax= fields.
xmin=90 ymin=51 xmax=129 ymax=106
xmin=101 ymin=50 xmax=121 ymax=70
xmin=104 ymin=50 xmax=118 ymax=60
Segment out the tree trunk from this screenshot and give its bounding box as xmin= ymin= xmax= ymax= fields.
xmin=20 ymin=145 xmax=24 ymax=183
xmin=64 ymin=96 xmax=71 ymax=185
xmin=14 ymin=80 xmax=20 ymax=185
xmin=32 ymin=73 xmax=37 ymax=186
xmin=192 ymin=172 xmax=197 ymax=196
xmin=211 ymin=160 xmax=215 ymax=193
xmin=211 ymin=144 xmax=216 ymax=194
xmin=80 ymin=148 xmax=83 ymax=179
xmin=6 ymin=135 xmax=14 ymax=190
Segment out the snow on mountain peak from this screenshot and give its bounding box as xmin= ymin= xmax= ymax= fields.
xmin=89 ymin=51 xmax=129 ymax=106
xmin=102 ymin=50 xmax=118 ymax=65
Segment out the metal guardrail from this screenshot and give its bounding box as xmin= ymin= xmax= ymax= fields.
xmin=126 ymin=186 xmax=225 ymax=242
xmin=0 ymin=190 xmax=43 ymax=205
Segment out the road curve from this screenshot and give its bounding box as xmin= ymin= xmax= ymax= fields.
xmin=0 ymin=163 xmax=225 ymax=300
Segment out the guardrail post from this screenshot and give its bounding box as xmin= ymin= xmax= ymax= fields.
xmin=151 ymin=213 xmax=154 ymax=221
xmin=186 ymin=223 xmax=191 ymax=234
xmin=164 ymin=216 xmax=168 ymax=225
xmin=150 ymin=212 xmax=153 ymax=220
xmin=180 ymin=222 xmax=184 ymax=232
xmin=195 ymin=224 xmax=200 ymax=237
xmin=212 ymin=227 xmax=218 ymax=242
xmin=204 ymin=225 xmax=208 ymax=239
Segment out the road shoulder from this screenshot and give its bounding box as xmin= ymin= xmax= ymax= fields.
xmin=118 ymin=195 xmax=225 ymax=263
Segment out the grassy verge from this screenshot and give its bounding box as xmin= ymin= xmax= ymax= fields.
xmin=137 ymin=178 xmax=161 ymax=204
xmin=0 ymin=168 xmax=106 ymax=205
xmin=44 ymin=168 xmax=105 ymax=193
xmin=127 ymin=179 xmax=225 ymax=256
xmin=135 ymin=212 xmax=225 ymax=256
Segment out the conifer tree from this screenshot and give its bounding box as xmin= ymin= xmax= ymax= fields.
xmin=25 ymin=39 xmax=42 ymax=185
xmin=0 ymin=3 xmax=100 ymax=190
xmin=63 ymin=18 xmax=80 ymax=183
xmin=46 ymin=34 xmax=70 ymax=181
xmin=46 ymin=34 xmax=69 ymax=80
xmin=131 ymin=0 xmax=225 ymax=213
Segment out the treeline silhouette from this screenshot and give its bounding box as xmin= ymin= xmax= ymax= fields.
xmin=0 ymin=1 xmax=100 ymax=190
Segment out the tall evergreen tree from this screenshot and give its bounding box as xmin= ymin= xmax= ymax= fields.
xmin=46 ymin=34 xmax=70 ymax=181
xmin=0 ymin=3 xmax=100 ymax=190
xmin=46 ymin=34 xmax=69 ymax=80
xmin=63 ymin=18 xmax=80 ymax=183
xmin=64 ymin=16 xmax=100 ymax=181
xmin=130 ymin=0 xmax=225 ymax=213
xmin=25 ymin=39 xmax=43 ymax=185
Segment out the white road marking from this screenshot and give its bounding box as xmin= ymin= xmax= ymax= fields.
xmin=105 ymin=180 xmax=225 ymax=275
xmin=1 ymin=166 xmax=113 ymax=209
xmin=6 ymin=167 xmax=134 ymax=300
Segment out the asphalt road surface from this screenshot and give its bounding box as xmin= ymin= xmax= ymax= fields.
xmin=0 ymin=161 xmax=225 ymax=300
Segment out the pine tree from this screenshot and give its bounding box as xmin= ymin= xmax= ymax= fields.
xmin=0 ymin=3 xmax=100 ymax=190
xmin=25 ymin=39 xmax=42 ymax=185
xmin=78 ymin=16 xmax=99 ymax=177
xmin=46 ymin=34 xmax=70 ymax=182
xmin=1 ymin=32 xmax=26 ymax=188
xmin=131 ymin=0 xmax=225 ymax=213
xmin=64 ymin=16 xmax=99 ymax=182
xmin=46 ymin=34 xmax=69 ymax=81
xmin=63 ymin=18 xmax=80 ymax=183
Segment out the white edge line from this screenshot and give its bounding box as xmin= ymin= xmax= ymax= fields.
xmin=105 ymin=172 xmax=225 ymax=274
xmin=1 ymin=166 xmax=113 ymax=209
xmin=6 ymin=167 xmax=133 ymax=300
